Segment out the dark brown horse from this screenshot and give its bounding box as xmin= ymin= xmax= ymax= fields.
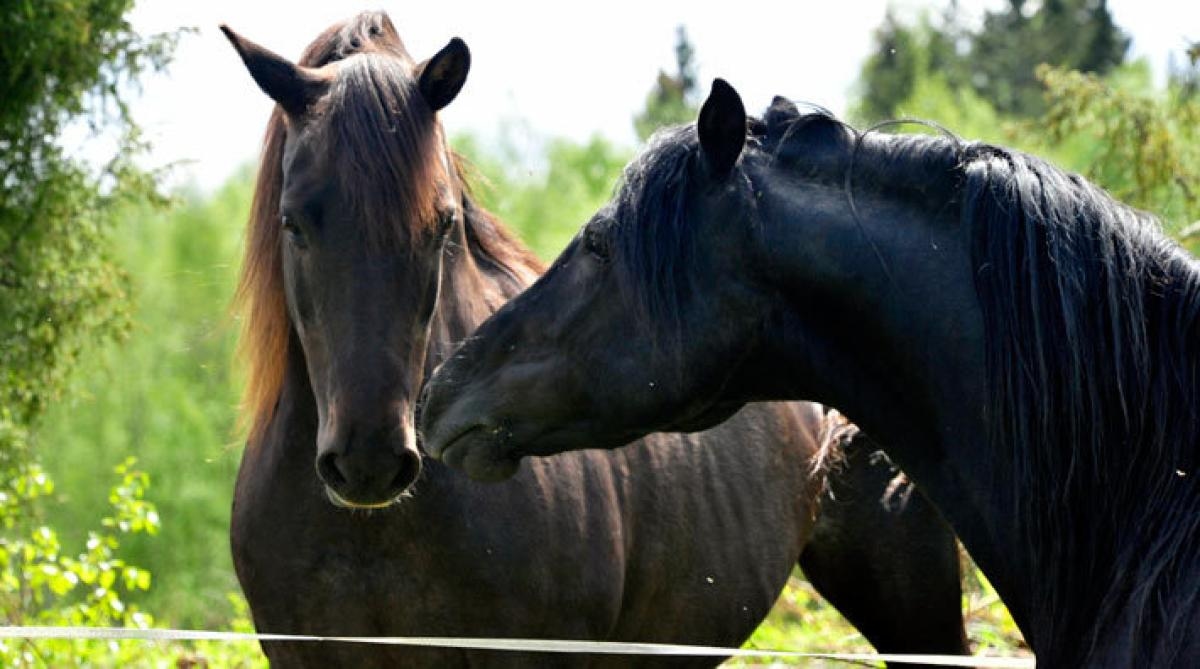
xmin=223 ymin=13 xmax=965 ymax=667
xmin=421 ymin=78 xmax=1200 ymax=666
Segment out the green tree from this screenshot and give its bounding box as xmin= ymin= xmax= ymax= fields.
xmin=38 ymin=176 xmax=250 ymax=626
xmin=1 ymin=458 xmax=160 ymax=666
xmin=0 ymin=1 xmax=179 ymax=467
xmin=1168 ymin=40 xmax=1200 ymax=100
xmin=0 ymin=0 xmax=181 ymax=642
xmin=633 ymin=25 xmax=700 ymax=142
xmin=856 ymin=11 xmax=923 ymax=122
xmin=855 ymin=0 xmax=1131 ymax=121
xmin=966 ymin=0 xmax=1130 ymax=116
xmin=1036 ymin=63 xmax=1200 ymax=238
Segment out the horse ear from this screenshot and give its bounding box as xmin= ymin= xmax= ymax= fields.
xmin=417 ymin=38 xmax=471 ymax=112
xmin=221 ymin=24 xmax=326 ymax=117
xmin=697 ymin=78 xmax=746 ymax=179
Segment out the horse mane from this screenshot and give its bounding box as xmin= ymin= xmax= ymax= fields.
xmin=608 ymin=125 xmax=703 ymax=335
xmin=620 ymin=98 xmax=1200 ymax=660
xmin=235 ymin=12 xmax=540 ymax=445
xmin=322 ymin=52 xmax=443 ymax=249
xmin=768 ymin=102 xmax=1200 ymax=660
xmin=609 ymin=100 xmax=865 ymax=334
xmin=962 ymin=145 xmax=1200 ymax=661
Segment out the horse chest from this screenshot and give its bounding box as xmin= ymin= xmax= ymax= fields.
xmin=231 ymin=441 xmax=626 ymax=637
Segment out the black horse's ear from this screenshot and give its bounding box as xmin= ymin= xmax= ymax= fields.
xmin=417 ymin=38 xmax=471 ymax=112
xmin=221 ymin=24 xmax=327 ymax=117
xmin=697 ymin=78 xmax=746 ymax=179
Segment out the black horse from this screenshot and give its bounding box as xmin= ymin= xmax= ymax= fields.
xmin=223 ymin=14 xmax=966 ymax=668
xmin=422 ymin=78 xmax=1200 ymax=666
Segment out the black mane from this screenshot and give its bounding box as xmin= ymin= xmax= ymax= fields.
xmin=616 ymin=97 xmax=1200 ymax=662
xmin=610 ymin=125 xmax=704 ymax=334
xmin=963 ymin=143 xmax=1200 ymax=661
xmin=613 ymin=100 xmax=967 ymax=330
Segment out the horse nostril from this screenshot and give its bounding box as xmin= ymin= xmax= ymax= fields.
xmin=316 ymin=452 xmax=348 ymax=490
xmin=392 ymin=449 xmax=422 ymax=494
xmin=316 ymin=436 xmax=421 ymax=505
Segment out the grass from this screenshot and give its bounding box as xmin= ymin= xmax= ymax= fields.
xmin=732 ymin=552 xmax=1029 ymax=667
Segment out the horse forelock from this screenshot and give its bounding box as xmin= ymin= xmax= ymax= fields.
xmin=611 ymin=110 xmax=855 ymax=346
xmin=613 ymin=105 xmax=957 ymax=337
xmin=612 ymin=125 xmax=702 ymax=339
xmin=321 ymin=52 xmax=446 ymax=249
xmin=303 ymin=10 xmax=413 ymax=67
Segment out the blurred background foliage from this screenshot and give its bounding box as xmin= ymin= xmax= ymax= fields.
xmin=2 ymin=0 xmax=1197 ymax=664
xmin=854 ymin=0 xmax=1199 ymax=236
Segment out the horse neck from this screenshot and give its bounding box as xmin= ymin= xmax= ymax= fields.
xmin=743 ymin=159 xmax=1033 ymax=627
xmin=425 ymin=195 xmax=540 ymax=373
xmin=747 ymin=153 xmax=1200 ymax=662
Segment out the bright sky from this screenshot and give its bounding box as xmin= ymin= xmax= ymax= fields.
xmin=127 ymin=0 xmax=1200 ymax=190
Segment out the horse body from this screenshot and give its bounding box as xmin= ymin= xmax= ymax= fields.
xmin=421 ymin=81 xmax=1200 ymax=666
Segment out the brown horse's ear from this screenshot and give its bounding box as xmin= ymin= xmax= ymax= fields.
xmin=697 ymin=78 xmax=746 ymax=179
xmin=417 ymin=38 xmax=470 ymax=112
xmin=221 ymin=24 xmax=327 ymax=117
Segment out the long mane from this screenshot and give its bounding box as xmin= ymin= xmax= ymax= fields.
xmin=764 ymin=105 xmax=1200 ymax=661
xmin=619 ymin=99 xmax=1200 ymax=661
xmin=962 ymin=143 xmax=1200 ymax=660
xmin=236 ymin=12 xmax=538 ymax=445
xmin=609 ymin=125 xmax=701 ymax=335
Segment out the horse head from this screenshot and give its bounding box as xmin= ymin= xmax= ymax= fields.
xmin=224 ymin=22 xmax=470 ymax=508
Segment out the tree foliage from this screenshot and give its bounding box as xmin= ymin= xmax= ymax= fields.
xmin=856 ymin=12 xmax=1199 ymax=243
xmin=0 ymin=0 xmax=180 ymax=475
xmin=856 ymin=0 xmax=1129 ymax=121
xmin=1 ymin=459 xmax=157 ymax=666
xmin=1168 ymin=39 xmax=1200 ymax=101
xmin=856 ymin=11 xmax=924 ymax=123
xmin=633 ymin=26 xmax=700 ymax=142
xmin=1036 ymin=64 xmax=1200 ymax=237
xmin=1 ymin=459 xmax=262 ymax=666
xmin=456 ymin=132 xmax=630 ymax=259
xmin=37 ymin=177 xmax=249 ymax=626
xmin=0 ymin=0 xmax=186 ymax=656
xmin=968 ymin=0 xmax=1129 ymax=116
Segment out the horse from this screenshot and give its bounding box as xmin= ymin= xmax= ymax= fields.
xmin=420 ymin=76 xmax=1200 ymax=666
xmin=223 ymin=13 xmax=967 ymax=667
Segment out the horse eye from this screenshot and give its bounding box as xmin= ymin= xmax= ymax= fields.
xmin=584 ymin=225 xmax=610 ymax=262
xmin=281 ymin=214 xmax=307 ymax=248
xmin=436 ymin=209 xmax=457 ymax=237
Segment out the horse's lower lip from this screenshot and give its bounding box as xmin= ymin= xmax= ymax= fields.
xmin=429 ymin=424 xmax=482 ymax=463
xmin=432 ymin=425 xmax=521 ymax=481
xmin=438 ymin=432 xmax=482 ymax=472
xmin=323 ymin=486 xmax=400 ymax=510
